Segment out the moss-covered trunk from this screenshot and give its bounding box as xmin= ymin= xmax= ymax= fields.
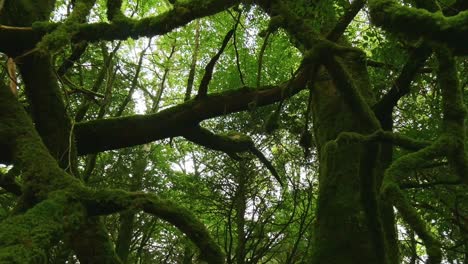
xmin=310 ymin=59 xmax=398 ymax=264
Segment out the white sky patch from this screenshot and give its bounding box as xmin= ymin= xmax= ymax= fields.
xmin=132 ymin=89 xmax=147 ymax=114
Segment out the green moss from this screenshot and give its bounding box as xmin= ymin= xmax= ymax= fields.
xmin=0 ymin=197 xmax=68 ymax=262
xmin=369 ymin=0 xmax=468 ymax=54
xmin=34 ymin=0 xmax=95 ymax=53
xmin=380 ymin=139 xmax=446 ymax=263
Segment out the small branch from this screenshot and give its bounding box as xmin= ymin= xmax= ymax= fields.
xmin=184 ymin=20 xmax=201 ymax=101
xmin=183 ymin=126 xmax=283 ymax=186
xmin=327 ymin=0 xmax=366 ymax=42
xmin=373 ymin=45 xmax=432 ymax=122
xmin=257 ymin=31 xmax=271 ymax=88
xmin=60 ymin=75 xmax=105 ymax=98
xmin=57 ymin=41 xmax=88 ymax=77
xmin=232 ymin=11 xmax=245 ymax=86
xmin=197 ymin=29 xmax=234 ymax=98
xmin=115 ymin=39 xmax=151 ymax=116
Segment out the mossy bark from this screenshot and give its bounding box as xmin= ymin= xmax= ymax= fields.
xmin=310 ymin=58 xmax=397 ymax=263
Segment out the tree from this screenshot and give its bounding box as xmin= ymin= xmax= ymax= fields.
xmin=0 ymin=0 xmax=467 ymax=263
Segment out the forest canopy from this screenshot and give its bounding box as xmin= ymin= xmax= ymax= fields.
xmin=0 ymin=0 xmax=467 ymax=263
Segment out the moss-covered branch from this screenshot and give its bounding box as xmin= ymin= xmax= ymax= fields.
xmin=380 ymin=139 xmax=446 ymax=263
xmin=0 ymin=195 xmax=70 ymax=263
xmin=82 ymin=189 xmax=225 ymax=264
xmin=35 ymin=0 xmax=96 ymax=54
xmin=40 ymin=0 xmax=240 ymax=43
xmin=0 ymin=81 xmax=87 ymax=261
xmin=436 ymin=47 xmax=467 ymax=184
xmin=0 ymin=0 xmax=241 ymax=55
xmin=335 ymin=130 xmax=431 ymax=151
xmin=71 ymin=67 xmax=310 ymax=157
xmin=369 ymin=0 xmax=468 ymax=54
xmin=106 ymin=0 xmax=124 ymax=21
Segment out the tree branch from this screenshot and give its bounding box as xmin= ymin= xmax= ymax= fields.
xmin=0 ymin=0 xmax=242 ymax=55
xmin=369 ymin=0 xmax=468 ymax=55
xmin=69 ymin=65 xmax=309 ymax=158
xmin=82 ymin=189 xmax=225 ymax=263
xmin=335 ymin=130 xmax=431 ymax=151
xmin=326 ymin=0 xmax=366 ymax=42
xmin=373 ymin=45 xmax=432 ymax=123
xmin=183 ymin=126 xmax=283 ymax=186
xmin=197 ymin=29 xmax=234 ymax=98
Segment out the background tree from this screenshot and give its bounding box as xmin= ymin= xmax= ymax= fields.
xmin=0 ymin=0 xmax=467 ymax=263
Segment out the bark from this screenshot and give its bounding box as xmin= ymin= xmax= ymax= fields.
xmin=184 ymin=20 xmax=201 ymax=102
xmin=310 ymin=56 xmax=395 ymax=263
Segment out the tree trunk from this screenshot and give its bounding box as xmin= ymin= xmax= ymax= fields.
xmin=310 ymin=58 xmax=398 ymax=263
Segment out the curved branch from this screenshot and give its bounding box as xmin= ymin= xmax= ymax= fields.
xmin=71 ymin=66 xmax=310 ymax=157
xmin=381 ymin=139 xmax=446 ymax=263
xmin=82 ymin=189 xmax=225 ymax=264
xmin=183 ymin=126 xmax=283 ymax=186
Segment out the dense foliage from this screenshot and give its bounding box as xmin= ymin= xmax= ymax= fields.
xmin=0 ymin=0 xmax=466 ymax=263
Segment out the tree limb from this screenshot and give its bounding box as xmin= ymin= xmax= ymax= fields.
xmin=197 ymin=29 xmax=234 ymax=98
xmin=373 ymin=45 xmax=432 ymax=123
xmin=82 ymin=189 xmax=225 ymax=264
xmin=0 ymin=0 xmax=242 ymax=55
xmin=70 ymin=66 xmax=310 ymax=157
xmin=183 ymin=126 xmax=283 ymax=186
xmin=369 ymin=0 xmax=468 ymax=54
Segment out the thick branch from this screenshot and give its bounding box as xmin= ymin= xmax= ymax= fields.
xmin=369 ymin=0 xmax=468 ymax=54
xmin=436 ymin=48 xmax=467 ymax=184
xmin=381 ymin=139 xmax=447 ymax=264
xmin=71 ymin=67 xmax=309 ymax=156
xmin=335 ymin=130 xmax=431 ymax=151
xmin=0 ymin=0 xmax=241 ymax=55
xmin=322 ymin=50 xmax=381 ymax=130
xmin=82 ymin=190 xmax=225 ymax=264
